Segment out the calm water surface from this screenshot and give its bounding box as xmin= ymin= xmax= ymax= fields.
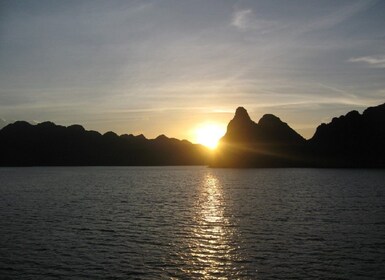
xmin=0 ymin=167 xmax=384 ymax=279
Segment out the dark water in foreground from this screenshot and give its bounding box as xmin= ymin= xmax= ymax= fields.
xmin=0 ymin=167 xmax=384 ymax=279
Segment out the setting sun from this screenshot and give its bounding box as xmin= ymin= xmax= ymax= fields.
xmin=194 ymin=123 xmax=226 ymax=149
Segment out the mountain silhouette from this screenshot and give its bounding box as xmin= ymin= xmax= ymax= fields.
xmin=212 ymin=107 xmax=306 ymax=167
xmin=0 ymin=121 xmax=208 ymax=166
xmin=211 ymin=103 xmax=385 ymax=167
xmin=1 ymin=102 xmax=384 ymax=167
xmin=309 ymin=103 xmax=385 ymax=167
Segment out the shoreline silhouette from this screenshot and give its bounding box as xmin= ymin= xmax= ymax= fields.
xmin=1 ymin=102 xmax=384 ymax=167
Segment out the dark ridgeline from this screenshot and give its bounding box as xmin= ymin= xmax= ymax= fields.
xmin=309 ymin=103 xmax=385 ymax=167
xmin=0 ymin=121 xmax=209 ymax=166
xmin=212 ymin=103 xmax=385 ymax=168
xmin=0 ymin=102 xmax=384 ymax=167
xmin=211 ymin=107 xmax=307 ymax=167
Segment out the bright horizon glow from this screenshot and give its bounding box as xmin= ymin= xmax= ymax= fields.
xmin=194 ymin=123 xmax=226 ymax=149
xmin=1 ymin=1 xmax=385 ymax=140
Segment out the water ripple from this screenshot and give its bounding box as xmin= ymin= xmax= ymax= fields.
xmin=0 ymin=167 xmax=384 ymax=279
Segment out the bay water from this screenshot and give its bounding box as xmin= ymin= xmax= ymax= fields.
xmin=1 ymin=167 xmax=384 ymax=279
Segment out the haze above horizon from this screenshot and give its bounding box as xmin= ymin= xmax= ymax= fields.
xmin=1 ymin=0 xmax=384 ymax=144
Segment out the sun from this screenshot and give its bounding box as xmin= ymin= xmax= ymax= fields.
xmin=194 ymin=123 xmax=226 ymax=149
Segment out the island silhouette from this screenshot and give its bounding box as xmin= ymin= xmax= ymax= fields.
xmin=213 ymin=102 xmax=385 ymax=168
xmin=1 ymin=102 xmax=384 ymax=167
xmin=0 ymin=122 xmax=209 ymax=166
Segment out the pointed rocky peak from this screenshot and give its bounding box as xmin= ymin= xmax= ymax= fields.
xmin=233 ymin=107 xmax=252 ymax=123
xmin=227 ymin=107 xmax=255 ymax=133
xmin=221 ymin=107 xmax=258 ymax=143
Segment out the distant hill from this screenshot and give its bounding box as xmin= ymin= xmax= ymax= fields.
xmin=309 ymin=103 xmax=385 ymax=167
xmin=0 ymin=121 xmax=209 ymax=166
xmin=1 ymin=103 xmax=384 ymax=167
xmin=211 ymin=103 xmax=385 ymax=168
xmin=212 ymin=107 xmax=307 ymax=167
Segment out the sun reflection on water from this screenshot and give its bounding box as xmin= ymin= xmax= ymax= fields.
xmin=179 ymin=173 xmax=248 ymax=279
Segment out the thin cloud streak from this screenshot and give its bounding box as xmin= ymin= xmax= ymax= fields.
xmin=231 ymin=9 xmax=253 ymax=30
xmin=231 ymin=9 xmax=278 ymax=33
xmin=349 ymin=55 xmax=385 ymax=68
xmin=297 ymin=0 xmax=376 ymax=34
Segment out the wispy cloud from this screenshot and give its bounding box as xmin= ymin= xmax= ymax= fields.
xmin=231 ymin=9 xmax=253 ymax=30
xmin=279 ymin=0 xmax=376 ymax=40
xmin=303 ymin=0 xmax=374 ymax=32
xmin=317 ymin=83 xmax=356 ymax=99
xmin=231 ymin=9 xmax=277 ymax=33
xmin=349 ymin=55 xmax=385 ymax=68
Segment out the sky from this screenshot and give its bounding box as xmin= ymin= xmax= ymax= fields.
xmin=1 ymin=0 xmax=384 ymax=141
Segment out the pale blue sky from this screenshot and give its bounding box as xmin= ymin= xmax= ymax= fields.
xmin=1 ymin=0 xmax=384 ymax=140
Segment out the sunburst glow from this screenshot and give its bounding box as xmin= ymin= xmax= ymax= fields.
xmin=194 ymin=123 xmax=226 ymax=149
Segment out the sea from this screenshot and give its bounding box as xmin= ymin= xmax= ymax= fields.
xmin=0 ymin=167 xmax=384 ymax=279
